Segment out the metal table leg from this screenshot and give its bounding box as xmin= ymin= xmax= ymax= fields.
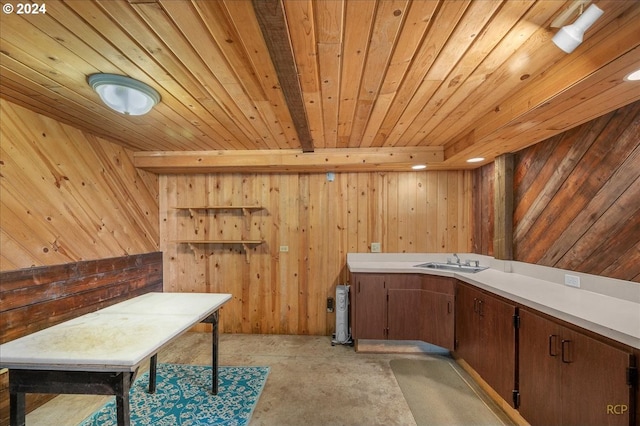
xmin=9 ymin=391 xmax=25 ymax=426
xmin=212 ymin=310 xmax=219 ymax=394
xmin=202 ymin=310 xmax=220 ymax=394
xmin=114 ymin=371 xmax=131 ymax=426
xmin=149 ymin=353 xmax=158 ymax=393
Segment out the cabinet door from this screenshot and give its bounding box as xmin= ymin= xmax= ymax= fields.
xmin=421 ymin=290 xmax=454 ymax=351
xmin=455 ymin=283 xmax=481 ymax=367
xmin=519 ymin=309 xmax=563 ymax=425
xmin=388 ymin=289 xmax=422 ymax=340
xmin=519 ymin=309 xmax=634 ymax=426
xmin=386 ymin=274 xmax=426 ymax=340
xmin=388 ymin=276 xmax=455 ymax=345
xmin=478 ymin=293 xmax=517 ymax=407
xmin=353 ymin=274 xmax=387 ymax=339
xmin=561 ymin=327 xmax=632 ymax=426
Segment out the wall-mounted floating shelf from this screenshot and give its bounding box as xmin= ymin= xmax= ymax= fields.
xmin=172 ymin=205 xmax=264 ymax=215
xmin=174 ymin=240 xmax=264 ymax=263
xmin=172 ymin=206 xmax=265 ymax=262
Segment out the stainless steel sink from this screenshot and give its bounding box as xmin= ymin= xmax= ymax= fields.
xmin=414 ymin=262 xmax=489 ymax=273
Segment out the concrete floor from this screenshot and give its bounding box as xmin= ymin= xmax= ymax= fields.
xmin=26 ymin=333 xmax=511 ymax=425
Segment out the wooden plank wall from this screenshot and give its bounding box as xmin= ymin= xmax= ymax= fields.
xmin=0 ymin=98 xmax=162 ymax=426
xmin=0 ymin=252 xmax=164 ymax=344
xmin=0 ymin=101 xmax=160 ymax=271
xmin=160 ymin=170 xmax=474 ymax=335
xmin=0 ymin=252 xmax=163 ymax=424
xmin=476 ymin=100 xmax=639 ymax=283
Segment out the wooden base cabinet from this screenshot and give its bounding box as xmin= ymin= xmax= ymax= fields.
xmin=518 ymin=309 xmax=636 ymax=426
xmin=350 ymin=273 xmax=454 ymax=350
xmin=351 ymin=273 xmax=388 ymax=340
xmin=454 ymin=282 xmax=517 ymax=407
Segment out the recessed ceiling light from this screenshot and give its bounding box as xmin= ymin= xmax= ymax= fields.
xmin=466 ymin=157 xmax=485 ymax=163
xmin=625 ymin=69 xmax=640 ymax=81
xmin=412 ymin=164 xmax=427 ymax=170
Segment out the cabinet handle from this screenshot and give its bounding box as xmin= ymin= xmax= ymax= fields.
xmin=561 ymin=339 xmax=572 ymax=363
xmin=478 ymin=300 xmax=484 ymax=317
xmin=447 ymin=301 xmax=452 ymax=314
xmin=473 ymin=298 xmax=478 ymax=313
xmin=548 ymin=334 xmax=558 ymax=357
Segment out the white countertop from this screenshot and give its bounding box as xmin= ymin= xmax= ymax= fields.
xmin=0 ymin=292 xmax=232 ymax=372
xmin=347 ymin=254 xmax=640 ymax=349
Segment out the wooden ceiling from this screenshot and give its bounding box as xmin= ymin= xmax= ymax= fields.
xmin=1 ymin=0 xmax=639 ymax=173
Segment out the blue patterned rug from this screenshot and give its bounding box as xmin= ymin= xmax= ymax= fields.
xmin=79 ymin=364 xmax=269 ymax=426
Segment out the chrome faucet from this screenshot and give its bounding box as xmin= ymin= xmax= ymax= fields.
xmin=453 ymin=253 xmax=461 ymax=265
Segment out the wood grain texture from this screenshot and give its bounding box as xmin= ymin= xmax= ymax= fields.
xmin=493 ymin=154 xmax=514 ymax=260
xmin=0 ymin=101 xmax=159 ymax=271
xmin=0 ymin=252 xmax=162 ymax=423
xmin=1 ymin=1 xmax=639 ymax=169
xmin=0 ymin=253 xmax=163 ymax=344
xmin=160 ymin=170 xmax=474 ymax=335
xmin=474 ymin=102 xmax=640 ymax=283
xmin=472 ymin=163 xmax=494 ymax=256
xmin=252 ymin=0 xmax=313 ymax=152
xmin=508 ymin=101 xmax=640 ymax=282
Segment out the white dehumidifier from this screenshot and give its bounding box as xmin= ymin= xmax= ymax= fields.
xmin=332 ymin=284 xmax=352 ymax=345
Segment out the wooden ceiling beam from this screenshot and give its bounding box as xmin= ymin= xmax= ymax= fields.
xmin=252 ymin=0 xmax=314 ymax=153
xmin=133 ymin=147 xmax=445 ymax=174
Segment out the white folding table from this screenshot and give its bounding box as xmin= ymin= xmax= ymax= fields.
xmin=0 ymin=292 xmax=232 ymax=426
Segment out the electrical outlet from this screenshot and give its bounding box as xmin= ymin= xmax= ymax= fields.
xmin=279 ymin=245 xmax=289 ymax=252
xmin=371 ymin=242 xmax=381 ymax=253
xmin=564 ymin=274 xmax=581 ymax=288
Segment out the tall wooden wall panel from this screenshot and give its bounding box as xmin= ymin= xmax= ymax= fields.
xmin=473 ymin=162 xmax=494 ymax=256
xmin=0 ymin=101 xmax=159 ymax=270
xmin=160 ymin=170 xmax=474 ymax=335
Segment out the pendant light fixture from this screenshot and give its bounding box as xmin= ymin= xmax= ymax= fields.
xmin=88 ymin=74 xmax=161 ymax=116
xmin=552 ymin=3 xmax=604 ymax=53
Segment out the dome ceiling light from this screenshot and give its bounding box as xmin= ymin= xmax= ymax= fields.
xmin=87 ymin=74 xmax=161 ymax=116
